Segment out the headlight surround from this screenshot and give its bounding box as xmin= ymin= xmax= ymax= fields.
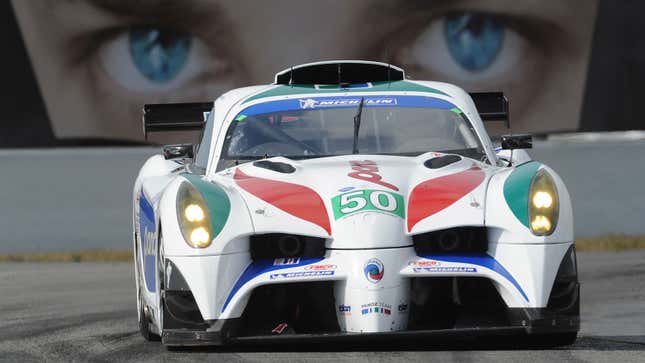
xmin=176 ymin=182 xmax=213 ymax=248
xmin=528 ymin=169 xmax=559 ymax=236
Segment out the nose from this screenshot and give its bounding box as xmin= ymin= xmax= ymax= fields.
xmin=331 ymin=247 xmax=414 ymax=333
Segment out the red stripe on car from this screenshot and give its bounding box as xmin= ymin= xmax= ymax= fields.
xmin=407 ymin=166 xmax=485 ymax=232
xmin=234 ymin=168 xmax=331 ymax=235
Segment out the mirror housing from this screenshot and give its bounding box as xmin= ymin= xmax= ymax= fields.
xmin=501 ymin=134 xmax=532 ymax=150
xmin=163 ymin=144 xmax=194 ymax=160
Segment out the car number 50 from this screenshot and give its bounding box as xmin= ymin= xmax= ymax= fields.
xmin=340 ymin=190 xmax=397 ymax=214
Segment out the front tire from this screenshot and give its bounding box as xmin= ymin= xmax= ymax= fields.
xmin=138 ymin=287 xmax=160 ymax=341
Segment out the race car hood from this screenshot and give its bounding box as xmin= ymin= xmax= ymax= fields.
xmin=229 ymin=153 xmax=493 ymax=249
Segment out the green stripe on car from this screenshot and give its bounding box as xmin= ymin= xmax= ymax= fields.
xmin=183 ymin=174 xmax=231 ymax=238
xmin=243 ymin=80 xmax=449 ymax=104
xmin=503 ymin=161 xmax=541 ymax=227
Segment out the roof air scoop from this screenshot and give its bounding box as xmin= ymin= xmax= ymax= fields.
xmin=274 ymin=60 xmax=405 ymax=85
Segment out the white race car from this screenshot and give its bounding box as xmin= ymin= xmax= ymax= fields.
xmin=133 ymin=60 xmax=579 ymax=348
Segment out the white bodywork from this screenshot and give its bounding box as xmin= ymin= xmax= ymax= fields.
xmin=132 ymin=62 xmax=574 ymax=339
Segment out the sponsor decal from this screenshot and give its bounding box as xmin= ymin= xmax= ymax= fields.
xmin=272 ymin=322 xmax=288 ymax=334
xmin=360 ymin=302 xmax=392 ymax=315
xmin=398 ymin=304 xmax=408 ymax=312
xmin=408 ymin=260 xmax=440 ymax=267
xmin=338 ymin=305 xmax=351 ymax=313
xmin=299 ymin=97 xmax=396 ymax=109
xmin=273 ymin=257 xmax=301 ymax=266
xmin=222 ymin=257 xmax=325 ymax=312
xmin=304 ymin=264 xmax=337 ymax=270
xmin=364 ymin=258 xmax=385 ymax=283
xmin=234 ymin=169 xmax=331 ymax=235
xmin=143 ymin=227 xmax=156 ymax=257
xmin=413 ymin=266 xmax=477 ymax=273
xmin=348 ymin=160 xmax=399 ymax=191
xmin=139 ymin=193 xmax=156 ymax=292
xmin=407 ymin=165 xmax=485 ymax=232
xmin=338 ymin=186 xmax=355 ymax=193
xmin=332 ymin=189 xmax=405 ymax=220
xmin=423 ymin=254 xmax=529 ymax=302
xmin=269 ymin=270 xmax=334 ymax=279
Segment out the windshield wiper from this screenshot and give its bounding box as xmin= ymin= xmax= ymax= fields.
xmin=352 ymin=97 xmax=365 ymax=154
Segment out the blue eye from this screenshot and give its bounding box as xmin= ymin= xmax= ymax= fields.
xmin=444 ymin=13 xmax=504 ymax=72
xmin=129 ymin=27 xmax=191 ymax=82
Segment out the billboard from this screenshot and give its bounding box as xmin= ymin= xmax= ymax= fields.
xmin=1 ymin=0 xmax=643 ymax=147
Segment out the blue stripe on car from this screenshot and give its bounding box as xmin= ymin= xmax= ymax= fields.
xmin=238 ymin=95 xmax=457 ymax=118
xmin=222 ymin=257 xmax=323 ymax=312
xmin=139 ymin=193 xmax=156 ymax=292
xmin=420 ymin=254 xmax=529 ymax=302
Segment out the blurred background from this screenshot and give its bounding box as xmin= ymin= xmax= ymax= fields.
xmin=1 ymin=0 xmax=644 ymax=254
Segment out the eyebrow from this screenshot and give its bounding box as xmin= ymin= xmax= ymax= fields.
xmin=75 ymin=0 xmax=225 ymax=28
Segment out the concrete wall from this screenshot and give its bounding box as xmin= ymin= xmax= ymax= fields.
xmin=0 ymin=140 xmax=643 ymax=252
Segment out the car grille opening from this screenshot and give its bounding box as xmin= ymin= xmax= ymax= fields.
xmin=238 ymin=282 xmax=339 ymax=336
xmin=409 ymin=277 xmax=509 ymax=330
xmin=413 ymin=227 xmax=488 ymax=255
xmin=163 ymin=291 xmax=207 ymax=329
xmin=547 ymin=245 xmax=579 ymax=314
xmin=250 ymin=234 xmax=326 ymax=261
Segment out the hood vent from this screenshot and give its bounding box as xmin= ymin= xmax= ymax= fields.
xmin=424 ymin=155 xmax=462 ymax=169
xmin=253 ymin=160 xmax=296 ymax=173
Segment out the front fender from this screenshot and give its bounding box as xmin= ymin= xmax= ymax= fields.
xmin=485 ymin=161 xmax=573 ymax=243
xmin=159 ymin=174 xmax=255 ymax=256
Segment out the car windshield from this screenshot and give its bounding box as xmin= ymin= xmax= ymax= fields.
xmin=221 ymin=96 xmax=484 ymax=160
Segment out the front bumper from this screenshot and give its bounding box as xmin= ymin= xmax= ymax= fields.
xmin=161 ymin=306 xmax=579 ymax=347
xmin=163 ymin=243 xmax=579 ymax=346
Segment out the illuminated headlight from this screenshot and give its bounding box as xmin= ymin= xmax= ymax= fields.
xmin=528 ymin=170 xmax=559 ymax=236
xmin=176 ymin=182 xmax=212 ymax=248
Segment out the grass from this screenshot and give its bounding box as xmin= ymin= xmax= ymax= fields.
xmin=0 ymin=235 xmax=644 ymax=263
xmin=0 ymin=249 xmax=132 ymax=263
xmin=574 ymin=235 xmax=645 ymax=252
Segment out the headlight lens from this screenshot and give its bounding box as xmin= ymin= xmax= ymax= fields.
xmin=177 ymin=182 xmax=212 ymax=248
xmin=528 ymin=170 xmax=559 ymax=236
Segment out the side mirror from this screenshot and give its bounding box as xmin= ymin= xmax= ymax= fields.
xmin=163 ymin=144 xmax=194 ymax=160
xmin=501 ymin=134 xmax=532 ymax=150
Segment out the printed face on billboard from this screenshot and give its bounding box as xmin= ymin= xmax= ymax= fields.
xmin=12 ymin=0 xmax=598 ymax=143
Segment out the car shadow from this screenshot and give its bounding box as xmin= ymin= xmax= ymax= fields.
xmin=166 ymin=335 xmax=645 ymax=353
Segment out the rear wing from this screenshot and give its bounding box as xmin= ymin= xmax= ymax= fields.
xmin=142 ymin=102 xmax=213 ymax=140
xmin=469 ymin=92 xmax=510 ymax=128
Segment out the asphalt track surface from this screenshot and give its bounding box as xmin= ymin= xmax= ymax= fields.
xmin=0 ymin=251 xmax=644 ymax=362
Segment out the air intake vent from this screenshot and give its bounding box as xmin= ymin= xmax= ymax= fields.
xmin=413 ymin=227 xmax=488 ymax=254
xmin=274 ymin=61 xmax=405 ymax=85
xmin=253 ymin=160 xmax=296 ymax=173
xmin=424 ymin=155 xmax=462 ymax=169
xmin=250 ymin=234 xmax=326 ymax=260
xmin=547 ymin=245 xmax=579 ymax=314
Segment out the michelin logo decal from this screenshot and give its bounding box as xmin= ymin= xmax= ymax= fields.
xmin=413 ymin=266 xmax=477 ymax=273
xmin=269 ymin=270 xmax=334 ymax=279
xmin=299 ymin=97 xmax=397 ymax=109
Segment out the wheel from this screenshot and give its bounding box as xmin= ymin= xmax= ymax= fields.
xmin=156 ymin=231 xmax=166 ymax=342
xmin=138 ymin=287 xmax=160 ymax=341
xmin=136 ymin=233 xmax=160 ymax=341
